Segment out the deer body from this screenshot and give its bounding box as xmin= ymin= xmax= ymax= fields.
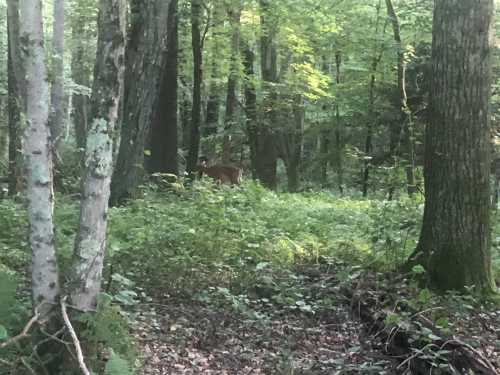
xmin=198 ymin=160 xmax=242 ymax=185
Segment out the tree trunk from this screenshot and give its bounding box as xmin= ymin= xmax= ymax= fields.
xmin=204 ymin=59 xmax=220 ymax=156
xmin=362 ymin=0 xmax=385 ymax=197
xmin=180 ymin=83 xmax=192 ymax=155
xmin=49 ymin=0 xmax=66 ymax=165
xmin=149 ymin=0 xmax=179 ymax=175
xmin=7 ymin=0 xmax=23 ymax=196
xmin=319 ymin=130 xmax=329 ymax=186
xmin=222 ymin=4 xmax=242 ymax=164
xmin=385 ymin=0 xmax=415 ymax=199
xmin=334 ymin=52 xmax=344 ymax=194
xmin=70 ymin=0 xmax=126 ymax=311
xmin=285 ymin=95 xmax=304 ymax=192
xmin=110 ymin=0 xmax=171 ymax=205
xmin=243 ymin=43 xmax=258 ymax=179
xmin=256 ymin=0 xmax=278 ymax=189
xmin=203 ymin=6 xmax=223 ymax=158
xmin=410 ymin=0 xmax=495 ymax=293
xmin=19 ymin=0 xmax=60 ymax=319
xmin=186 ymin=0 xmax=203 ymax=174
xmin=71 ymin=1 xmax=93 ymax=153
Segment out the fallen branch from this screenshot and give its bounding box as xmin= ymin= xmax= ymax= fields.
xmin=61 ymin=296 xmax=91 ymax=375
xmin=341 ymin=276 xmax=500 ymax=375
xmin=0 ymin=305 xmax=41 ymax=349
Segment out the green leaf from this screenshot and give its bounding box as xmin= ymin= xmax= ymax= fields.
xmin=0 ymin=324 xmax=8 ymax=340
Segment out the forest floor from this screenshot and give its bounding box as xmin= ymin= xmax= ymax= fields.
xmin=132 ymin=266 xmax=500 ymax=375
xmin=134 ymin=270 xmax=395 ymax=374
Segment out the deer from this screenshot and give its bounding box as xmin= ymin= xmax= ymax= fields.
xmin=197 ymin=157 xmax=242 ymax=185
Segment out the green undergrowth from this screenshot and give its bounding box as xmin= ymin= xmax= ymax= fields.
xmin=2 ymin=181 xmax=500 ymax=298
xmin=106 ymin=181 xmax=425 ymax=297
xmin=1 ymin=182 xmax=499 ymax=373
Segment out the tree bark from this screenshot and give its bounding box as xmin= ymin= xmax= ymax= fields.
xmin=385 ymin=0 xmax=415 ymax=199
xmin=186 ymin=0 xmax=203 ymax=174
xmin=222 ymin=3 xmax=242 ymax=164
xmin=203 ymin=5 xmax=223 ymax=158
xmin=149 ymin=0 xmax=179 ymax=175
xmin=256 ymin=0 xmax=278 ymax=189
xmin=49 ymin=0 xmax=66 ymax=163
xmin=20 ymin=0 xmax=60 ymax=319
xmin=70 ymin=0 xmax=126 ymax=311
xmin=410 ymin=0 xmax=495 ymax=293
xmin=70 ymin=0 xmax=93 ymax=152
xmin=334 ymin=52 xmax=344 ymax=194
xmin=362 ymin=0 xmax=385 ymax=197
xmin=110 ymin=0 xmax=171 ymax=205
xmin=280 ymin=95 xmax=304 ymax=192
xmin=243 ymin=43 xmax=258 ymax=179
xmin=319 ymin=130 xmax=329 ymax=186
xmin=7 ymin=0 xmax=24 ymax=196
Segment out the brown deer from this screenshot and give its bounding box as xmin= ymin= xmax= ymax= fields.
xmin=198 ymin=157 xmax=242 ymax=185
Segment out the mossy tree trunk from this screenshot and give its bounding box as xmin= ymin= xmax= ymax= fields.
xmin=410 ymin=0 xmax=496 ymax=294
xmin=70 ymin=0 xmax=126 ymax=311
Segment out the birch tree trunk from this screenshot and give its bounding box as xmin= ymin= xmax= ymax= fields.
xmin=69 ymin=0 xmax=125 ymax=311
xmin=19 ymin=0 xmax=60 ymax=319
xmin=70 ymin=0 xmax=126 ymax=311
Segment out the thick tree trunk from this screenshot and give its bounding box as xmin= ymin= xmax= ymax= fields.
xmin=7 ymin=0 xmax=23 ymax=196
xmin=110 ymin=0 xmax=170 ymax=205
xmin=186 ymin=0 xmax=203 ymax=174
xmin=70 ymin=0 xmax=126 ymax=311
xmin=222 ymin=4 xmax=242 ymax=164
xmin=20 ymin=0 xmax=60 ymax=319
xmin=256 ymin=0 xmax=278 ymax=189
xmin=149 ymin=0 xmax=178 ymax=175
xmin=243 ymin=44 xmax=258 ymax=179
xmin=411 ymin=0 xmax=495 ymax=293
xmin=49 ymin=0 xmax=66 ymax=162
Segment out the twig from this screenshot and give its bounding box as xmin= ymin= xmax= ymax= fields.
xmin=21 ymin=357 xmax=37 ymax=375
xmin=0 ymin=358 xmax=14 ymax=367
xmin=441 ymin=339 xmax=499 ymax=374
xmin=0 ymin=305 xmax=41 ymax=349
xmin=61 ymin=296 xmax=91 ymax=375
